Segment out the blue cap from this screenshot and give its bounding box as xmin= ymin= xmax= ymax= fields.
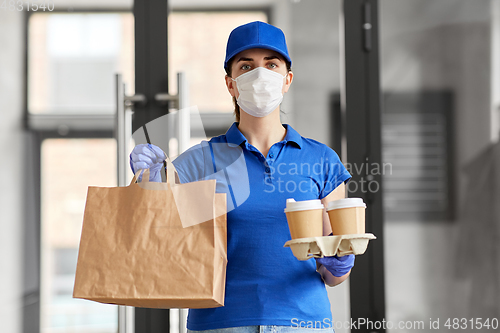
xmin=224 ymin=21 xmax=291 ymax=70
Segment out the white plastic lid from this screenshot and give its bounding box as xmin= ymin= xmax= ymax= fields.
xmin=284 ymin=198 xmax=324 ymax=213
xmin=326 ymin=198 xmax=366 ymax=211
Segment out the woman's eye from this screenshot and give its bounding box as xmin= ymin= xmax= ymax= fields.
xmin=269 ymin=63 xmax=277 ymax=69
xmin=241 ymin=64 xmax=251 ymax=70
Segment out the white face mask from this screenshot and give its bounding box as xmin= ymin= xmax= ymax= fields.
xmin=231 ymin=67 xmax=287 ymax=118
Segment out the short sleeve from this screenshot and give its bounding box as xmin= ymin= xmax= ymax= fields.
xmin=172 ymin=141 xmax=210 ymax=183
xmin=319 ymin=147 xmax=352 ymax=199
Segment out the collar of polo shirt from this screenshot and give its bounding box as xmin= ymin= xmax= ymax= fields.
xmin=225 ymin=122 xmax=302 ymax=149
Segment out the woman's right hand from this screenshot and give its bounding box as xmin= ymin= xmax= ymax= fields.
xmin=129 ymin=143 xmax=166 ymax=182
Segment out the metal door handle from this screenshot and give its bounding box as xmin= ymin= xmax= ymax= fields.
xmin=115 ymin=73 xmax=136 ymax=333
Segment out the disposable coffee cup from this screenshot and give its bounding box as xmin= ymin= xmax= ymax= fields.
xmin=326 ymin=198 xmax=366 ymax=235
xmin=284 ymin=199 xmax=324 ymax=239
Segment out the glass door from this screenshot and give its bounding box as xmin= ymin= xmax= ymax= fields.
xmin=40 ymin=138 xmax=117 ymax=332
xmin=379 ymin=0 xmax=499 ymax=327
xmin=27 ymin=10 xmax=134 ymax=333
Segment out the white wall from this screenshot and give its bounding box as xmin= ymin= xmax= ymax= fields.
xmin=491 ymin=0 xmax=500 ymax=141
xmin=287 ymin=0 xmax=341 ymax=146
xmin=0 ymin=8 xmax=25 ymax=333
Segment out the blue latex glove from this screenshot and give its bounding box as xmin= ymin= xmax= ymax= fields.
xmin=129 ymin=143 xmax=166 ymax=182
xmin=315 ymin=254 xmax=355 ymax=277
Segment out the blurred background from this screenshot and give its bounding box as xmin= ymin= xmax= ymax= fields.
xmin=1 ymin=0 xmax=499 ymax=332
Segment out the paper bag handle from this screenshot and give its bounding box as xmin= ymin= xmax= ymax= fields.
xmin=130 ymin=169 xmax=149 ymax=185
xmin=129 ymin=155 xmax=177 ymax=186
xmin=164 ymin=155 xmax=176 ymax=186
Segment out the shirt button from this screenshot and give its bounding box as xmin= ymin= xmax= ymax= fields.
xmin=265 ymin=167 xmax=271 ymax=173
xmin=269 ymin=153 xmax=274 ymax=158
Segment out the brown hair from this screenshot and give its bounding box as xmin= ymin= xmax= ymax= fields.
xmin=225 ymin=59 xmax=292 ymax=122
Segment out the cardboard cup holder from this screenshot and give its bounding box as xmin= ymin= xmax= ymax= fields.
xmin=283 ymin=233 xmax=376 ymax=261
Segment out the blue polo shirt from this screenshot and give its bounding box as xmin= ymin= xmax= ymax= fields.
xmin=172 ymin=123 xmax=351 ymax=331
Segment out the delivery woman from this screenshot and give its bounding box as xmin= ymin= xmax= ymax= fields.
xmin=130 ymin=21 xmax=354 ymax=333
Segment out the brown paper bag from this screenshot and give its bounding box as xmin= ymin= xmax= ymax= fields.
xmin=73 ymin=159 xmax=227 ymax=309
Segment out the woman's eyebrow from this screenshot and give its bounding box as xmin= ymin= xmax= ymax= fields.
xmin=236 ymin=57 xmax=253 ymax=63
xmin=264 ymin=55 xmax=281 ymax=61
xmin=236 ymin=55 xmax=282 ymax=63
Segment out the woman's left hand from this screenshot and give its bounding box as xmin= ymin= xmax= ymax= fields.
xmin=315 ymin=254 xmax=355 ymax=277
xmin=129 ymin=143 xmax=166 ymax=182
